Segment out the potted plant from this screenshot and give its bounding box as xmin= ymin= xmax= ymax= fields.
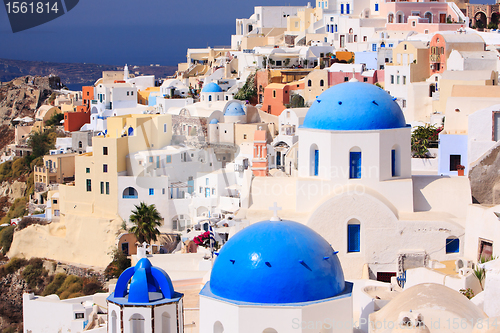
xmin=457 ymin=165 xmax=465 ymax=176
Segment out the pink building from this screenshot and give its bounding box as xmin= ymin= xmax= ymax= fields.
xmin=380 ymin=0 xmax=466 ymax=32
xmin=327 ymin=64 xmax=380 ymax=86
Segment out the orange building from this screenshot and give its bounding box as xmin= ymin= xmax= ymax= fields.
xmin=262 ymin=81 xmax=305 ymax=116
xmin=252 ymin=128 xmax=269 ymax=177
xmin=429 ymin=33 xmax=484 ymax=74
xmin=64 ymin=111 xmax=90 ymax=132
xmin=82 ymin=86 xmax=94 ymax=112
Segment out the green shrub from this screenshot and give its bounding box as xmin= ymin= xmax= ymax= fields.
xmin=0 ymin=226 xmax=15 ymax=255
xmin=45 ymin=113 xmax=64 ymax=127
xmin=42 ymin=273 xmax=67 ymax=296
xmin=104 ymin=248 xmax=131 ymax=279
xmin=22 ymin=258 xmax=47 ymax=289
xmin=0 ymin=257 xmax=28 ymax=276
xmin=0 ymin=198 xmax=28 ymax=225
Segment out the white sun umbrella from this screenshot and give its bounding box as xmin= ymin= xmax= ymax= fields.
xmin=22 ymin=116 xmax=34 ymax=123
xmin=13 ymin=117 xmax=23 ymax=122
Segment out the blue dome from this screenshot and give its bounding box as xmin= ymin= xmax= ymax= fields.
xmin=209 ymin=220 xmax=345 ymax=304
xmin=224 ymin=102 xmax=246 ymax=116
xmin=209 ymin=118 xmax=219 ymax=124
xmin=108 ymin=258 xmax=176 ymax=304
xmin=302 ymin=82 xmax=406 ymax=131
xmin=201 ymin=82 xmax=222 ymax=93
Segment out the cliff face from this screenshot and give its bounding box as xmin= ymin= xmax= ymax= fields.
xmin=470 ymin=141 xmax=500 ymax=204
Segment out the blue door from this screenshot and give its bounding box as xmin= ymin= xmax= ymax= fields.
xmin=314 ymin=150 xmax=319 ymax=176
xmin=340 ymin=3 xmax=344 ymax=13
xmin=128 ymin=127 xmax=134 ymax=136
xmin=205 ymin=188 xmax=210 ymax=198
xmin=346 ymin=3 xmax=350 ymax=13
xmin=391 ymin=149 xmax=396 ymax=177
xmin=348 ymin=224 xmax=360 ymax=252
xmin=350 ymin=152 xmax=361 ymax=179
xmin=187 ymin=179 xmax=194 ymax=194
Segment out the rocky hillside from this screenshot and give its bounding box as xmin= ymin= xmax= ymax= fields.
xmin=0 ymin=58 xmax=177 ymax=85
xmin=0 ymin=257 xmax=106 ymax=332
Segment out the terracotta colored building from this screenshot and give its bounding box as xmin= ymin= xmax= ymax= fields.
xmin=82 ymin=86 xmax=94 ymax=112
xmin=262 ymin=81 xmax=305 ymax=116
xmin=252 ymin=128 xmax=269 ymax=177
xmin=429 ymin=33 xmax=485 ymax=74
xmin=64 ymin=111 xmax=90 ymax=132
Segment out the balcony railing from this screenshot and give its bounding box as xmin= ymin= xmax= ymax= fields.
xmin=123 ymin=195 xmax=138 ymax=199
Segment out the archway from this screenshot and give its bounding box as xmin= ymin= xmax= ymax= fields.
xmin=123 ymin=187 xmax=138 ymax=199
xmin=424 ymin=11 xmax=432 ymax=23
xmin=388 ymin=13 xmax=394 ymax=23
xmin=396 ymin=11 xmax=404 ymax=23
xmin=475 ymin=11 xmax=487 ymax=29
xmin=214 ymin=321 xmax=224 ymax=333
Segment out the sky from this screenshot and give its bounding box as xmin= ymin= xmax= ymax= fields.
xmin=0 ymin=0 xmax=306 ymax=66
xmin=0 ymin=0 xmax=495 ymax=66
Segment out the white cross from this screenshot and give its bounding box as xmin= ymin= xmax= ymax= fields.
xmin=269 ymin=202 xmax=282 ymax=221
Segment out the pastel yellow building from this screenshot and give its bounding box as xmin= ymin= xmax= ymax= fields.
xmin=391 ymin=41 xmax=430 ymax=83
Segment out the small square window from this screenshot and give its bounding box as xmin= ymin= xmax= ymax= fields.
xmin=149 ymin=188 xmax=154 ymax=195
xmin=103 ymin=164 xmax=108 ymax=173
xmin=363 ymin=77 xmax=368 ymax=82
xmin=86 ymin=168 xmax=90 ymax=173
xmin=344 ymin=77 xmax=349 ymax=82
xmin=75 ymin=313 xmax=84 ymax=320
xmin=166 ymin=155 xmax=172 ymax=163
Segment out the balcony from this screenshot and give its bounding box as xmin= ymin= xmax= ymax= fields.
xmin=123 ymin=195 xmax=138 ymax=199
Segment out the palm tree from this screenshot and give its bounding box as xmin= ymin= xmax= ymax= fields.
xmin=128 ymin=202 xmax=163 ymax=244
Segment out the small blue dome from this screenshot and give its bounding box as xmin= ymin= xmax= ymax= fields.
xmin=109 ymin=258 xmax=175 ymax=304
xmin=209 ymin=118 xmax=219 ymax=124
xmin=201 ymin=82 xmax=222 ymax=93
xmin=224 ymin=102 xmax=246 ymax=116
xmin=209 ymin=220 xmax=345 ymax=304
xmin=302 ymin=82 xmax=406 ymax=131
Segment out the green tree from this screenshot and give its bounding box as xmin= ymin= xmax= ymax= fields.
xmin=45 ymin=113 xmax=64 ymax=127
xmin=234 ymin=72 xmax=257 ymax=101
xmin=128 ymin=202 xmax=163 ymax=244
xmin=27 ymin=130 xmax=56 ymax=160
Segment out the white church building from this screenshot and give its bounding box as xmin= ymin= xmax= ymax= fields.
xmin=245 ymin=82 xmax=470 ymax=280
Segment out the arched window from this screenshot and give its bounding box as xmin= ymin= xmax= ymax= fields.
xmin=162 ymin=312 xmax=171 ymax=333
xmin=446 ymin=237 xmax=460 ymax=253
xmin=424 ymin=11 xmax=433 ymax=23
xmin=310 ymin=144 xmax=319 ymax=176
xmin=130 ymin=313 xmax=144 ymax=333
xmin=128 ymin=127 xmax=134 ymax=136
xmin=78 ymin=141 xmax=82 ymax=148
xmin=308 ymin=80 xmax=312 ymax=87
xmin=123 ymin=187 xmax=138 ymax=199
xmin=347 ymin=219 xmax=360 ymax=253
xmin=320 ymin=79 xmax=324 ymax=87
xmin=217 ymin=95 xmax=220 ymax=101
xmin=111 ymin=311 xmax=117 ymax=333
xmin=388 ymin=13 xmax=394 ymax=23
xmin=208 ymin=95 xmax=212 ymax=102
xmin=391 ymin=145 xmax=400 ymax=177
xmin=349 ymin=147 xmax=361 ymax=179
xmin=214 ymin=321 xmax=224 ymax=333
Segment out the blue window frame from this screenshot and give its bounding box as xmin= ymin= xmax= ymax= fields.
xmin=327 ymin=25 xmax=330 ymax=32
xmin=350 ymin=151 xmax=362 ymax=179
xmin=446 ymin=237 xmax=460 ymax=253
xmin=375 ymin=3 xmax=379 ymax=11
xmin=156 ymin=156 xmax=160 ymax=168
xmin=335 ymin=24 xmax=338 ymax=32
xmin=389 ymin=43 xmax=394 ymax=48
xmin=166 ymin=155 xmax=171 ymax=163
xmin=340 ymin=4 xmax=344 ymax=14
xmin=149 ymin=188 xmax=154 ymax=195
xmin=372 ymin=44 xmax=377 ymax=52
xmin=314 ymin=149 xmax=319 ymax=176
xmin=346 ymin=3 xmax=350 ymax=13
xmin=391 ymin=149 xmax=396 ymax=177
xmin=348 ymin=224 xmax=360 ymax=252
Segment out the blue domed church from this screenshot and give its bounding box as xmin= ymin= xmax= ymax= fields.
xmin=199 ymin=218 xmax=353 ymax=333
xmin=107 ymin=258 xmax=184 ymax=333
xmin=246 ymin=82 xmax=467 ymax=281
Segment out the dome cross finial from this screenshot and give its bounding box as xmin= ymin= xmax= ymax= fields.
xmin=269 ymin=202 xmax=282 ymax=221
